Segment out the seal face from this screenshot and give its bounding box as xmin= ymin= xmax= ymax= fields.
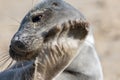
xmin=9 ymin=0 xmax=88 ymax=62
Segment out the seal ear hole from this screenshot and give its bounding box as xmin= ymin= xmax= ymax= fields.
xmin=32 ymin=14 xmax=43 ymax=23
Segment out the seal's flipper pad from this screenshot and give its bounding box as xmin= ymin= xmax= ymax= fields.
xmin=55 ymin=20 xmax=89 ymax=40
xmin=67 ymin=20 xmax=89 ymax=40
xmin=44 ymin=20 xmax=89 ymax=42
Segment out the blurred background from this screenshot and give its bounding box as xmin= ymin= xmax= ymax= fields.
xmin=0 ymin=0 xmax=120 ymax=80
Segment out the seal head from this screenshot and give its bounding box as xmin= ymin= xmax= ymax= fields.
xmin=9 ymin=0 xmax=88 ymax=61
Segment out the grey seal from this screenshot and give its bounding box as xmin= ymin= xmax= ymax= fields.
xmin=0 ymin=0 xmax=103 ymax=80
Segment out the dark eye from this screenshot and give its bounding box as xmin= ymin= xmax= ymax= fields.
xmin=52 ymin=2 xmax=58 ymax=7
xmin=32 ymin=14 xmax=43 ymax=23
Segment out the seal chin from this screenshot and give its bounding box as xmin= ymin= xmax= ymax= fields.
xmin=9 ymin=46 xmax=39 ymax=61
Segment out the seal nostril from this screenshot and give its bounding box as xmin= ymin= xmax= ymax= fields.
xmin=13 ymin=40 xmax=26 ymax=50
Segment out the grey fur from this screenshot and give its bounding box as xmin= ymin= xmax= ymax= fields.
xmin=0 ymin=0 xmax=103 ymax=80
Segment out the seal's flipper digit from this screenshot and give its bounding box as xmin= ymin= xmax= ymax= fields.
xmin=68 ymin=20 xmax=89 ymax=40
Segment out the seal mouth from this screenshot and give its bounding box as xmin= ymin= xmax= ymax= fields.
xmin=9 ymin=45 xmax=39 ymax=61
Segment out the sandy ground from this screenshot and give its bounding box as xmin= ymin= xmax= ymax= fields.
xmin=0 ymin=0 xmax=120 ymax=80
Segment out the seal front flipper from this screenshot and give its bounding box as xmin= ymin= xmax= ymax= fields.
xmin=67 ymin=19 xmax=89 ymax=40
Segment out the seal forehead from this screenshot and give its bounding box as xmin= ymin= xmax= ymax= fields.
xmin=40 ymin=0 xmax=64 ymax=3
xmin=24 ymin=0 xmax=85 ymax=28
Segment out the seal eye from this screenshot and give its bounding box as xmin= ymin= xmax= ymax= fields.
xmin=32 ymin=14 xmax=43 ymax=23
xmin=52 ymin=2 xmax=58 ymax=7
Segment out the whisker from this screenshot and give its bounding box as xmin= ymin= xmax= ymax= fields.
xmin=0 ymin=57 xmax=11 ymax=71
xmin=32 ymin=0 xmax=34 ymax=8
xmin=0 ymin=57 xmax=10 ymax=66
xmin=0 ymin=53 xmax=9 ymax=59
xmin=0 ymin=52 xmax=10 ymax=64
xmin=0 ymin=50 xmax=15 ymax=71
xmin=7 ymin=15 xmax=20 ymax=24
xmin=7 ymin=24 xmax=19 ymax=27
xmin=6 ymin=59 xmax=14 ymax=69
xmin=0 ymin=56 xmax=9 ymax=63
xmin=0 ymin=57 xmax=10 ymax=64
xmin=0 ymin=12 xmax=20 ymax=24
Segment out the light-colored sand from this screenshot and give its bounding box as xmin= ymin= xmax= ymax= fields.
xmin=0 ymin=0 xmax=120 ymax=80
